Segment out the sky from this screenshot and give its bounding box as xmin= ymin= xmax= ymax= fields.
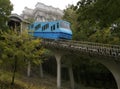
xmin=10 ymin=0 xmax=79 ymax=15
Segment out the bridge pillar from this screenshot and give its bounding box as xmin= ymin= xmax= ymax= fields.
xmin=68 ymin=66 xmax=75 ymax=89
xmin=55 ymin=52 xmax=62 ymax=89
xmin=97 ymin=59 xmax=120 ymax=89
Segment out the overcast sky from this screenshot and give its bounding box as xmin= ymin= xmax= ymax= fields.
xmin=10 ymin=0 xmax=79 ymax=15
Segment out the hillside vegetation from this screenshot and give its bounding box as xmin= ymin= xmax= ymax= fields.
xmin=0 ymin=70 xmax=104 ymax=89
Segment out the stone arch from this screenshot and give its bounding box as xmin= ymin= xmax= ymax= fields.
xmin=96 ymin=59 xmax=120 ymax=89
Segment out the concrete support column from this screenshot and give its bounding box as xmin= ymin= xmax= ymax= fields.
xmin=40 ymin=64 xmax=44 ymax=78
xmin=97 ymin=59 xmax=120 ymax=89
xmin=55 ymin=53 xmax=62 ymax=89
xmin=27 ymin=61 xmax=31 ymax=77
xmin=69 ymin=66 xmax=75 ymax=89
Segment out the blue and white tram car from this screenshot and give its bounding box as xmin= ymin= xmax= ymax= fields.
xmin=28 ymin=20 xmax=72 ymax=40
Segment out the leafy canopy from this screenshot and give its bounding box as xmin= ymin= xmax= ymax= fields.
xmin=76 ymin=0 xmax=120 ymax=28
xmin=0 ymin=0 xmax=13 ymax=29
xmin=0 ymin=30 xmax=44 ymax=67
xmin=63 ymin=0 xmax=120 ymax=44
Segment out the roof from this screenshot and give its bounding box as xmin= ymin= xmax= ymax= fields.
xmin=9 ymin=14 xmax=30 ymax=23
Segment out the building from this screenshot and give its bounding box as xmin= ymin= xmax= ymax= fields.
xmin=21 ymin=7 xmax=34 ymax=21
xmin=8 ymin=14 xmax=30 ymax=33
xmin=21 ymin=2 xmax=64 ymax=22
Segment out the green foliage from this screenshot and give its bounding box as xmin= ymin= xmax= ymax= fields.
xmin=0 ymin=0 xmax=13 ymax=29
xmin=89 ymin=28 xmax=112 ymax=43
xmin=0 ymin=29 xmax=45 ymax=86
xmin=63 ymin=0 xmax=120 ymax=44
xmin=76 ymin=0 xmax=120 ymax=28
xmin=0 ymin=30 xmax=44 ymax=66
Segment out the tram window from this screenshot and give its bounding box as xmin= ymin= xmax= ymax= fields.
xmin=60 ymin=22 xmax=70 ymax=29
xmin=51 ymin=24 xmax=56 ymax=31
xmin=51 ymin=26 xmax=53 ymax=31
xmin=47 ymin=24 xmax=49 ymax=29
xmin=42 ymin=26 xmax=44 ymax=31
xmin=31 ymin=24 xmax=34 ymax=28
xmin=42 ymin=24 xmax=49 ymax=30
xmin=53 ymin=25 xmax=55 ymax=30
xmin=57 ymin=23 xmax=59 ymax=28
xmin=44 ymin=25 xmax=45 ymax=30
xmin=35 ymin=24 xmax=41 ymax=30
xmin=45 ymin=24 xmax=49 ymax=29
xmin=45 ymin=25 xmax=47 ymax=29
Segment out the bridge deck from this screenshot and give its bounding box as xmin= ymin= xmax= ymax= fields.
xmin=41 ymin=39 xmax=120 ymax=60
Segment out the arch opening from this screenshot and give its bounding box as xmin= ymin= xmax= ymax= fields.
xmin=96 ymin=59 xmax=119 ymax=89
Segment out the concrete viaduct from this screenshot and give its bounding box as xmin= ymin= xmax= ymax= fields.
xmin=41 ymin=39 xmax=120 ymax=89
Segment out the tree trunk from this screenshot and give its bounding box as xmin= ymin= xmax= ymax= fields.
xmin=40 ymin=64 xmax=43 ymax=78
xmin=11 ymin=58 xmax=17 ymax=89
xmin=27 ymin=61 xmax=31 ymax=77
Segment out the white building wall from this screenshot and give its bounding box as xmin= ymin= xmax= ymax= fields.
xmin=21 ymin=2 xmax=64 ymax=22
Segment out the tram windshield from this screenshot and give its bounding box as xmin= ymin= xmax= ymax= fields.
xmin=60 ymin=22 xmax=70 ymax=29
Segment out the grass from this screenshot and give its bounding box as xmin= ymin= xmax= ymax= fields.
xmin=0 ymin=70 xmax=103 ymax=89
xmin=0 ymin=70 xmax=69 ymax=89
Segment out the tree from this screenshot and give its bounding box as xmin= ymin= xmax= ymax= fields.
xmin=63 ymin=0 xmax=120 ymax=44
xmin=76 ymin=0 xmax=120 ymax=28
xmin=0 ymin=0 xmax=13 ymax=30
xmin=0 ymin=30 xmax=44 ymax=88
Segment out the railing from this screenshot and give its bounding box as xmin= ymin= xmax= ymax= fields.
xmin=41 ymin=39 xmax=120 ymax=59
